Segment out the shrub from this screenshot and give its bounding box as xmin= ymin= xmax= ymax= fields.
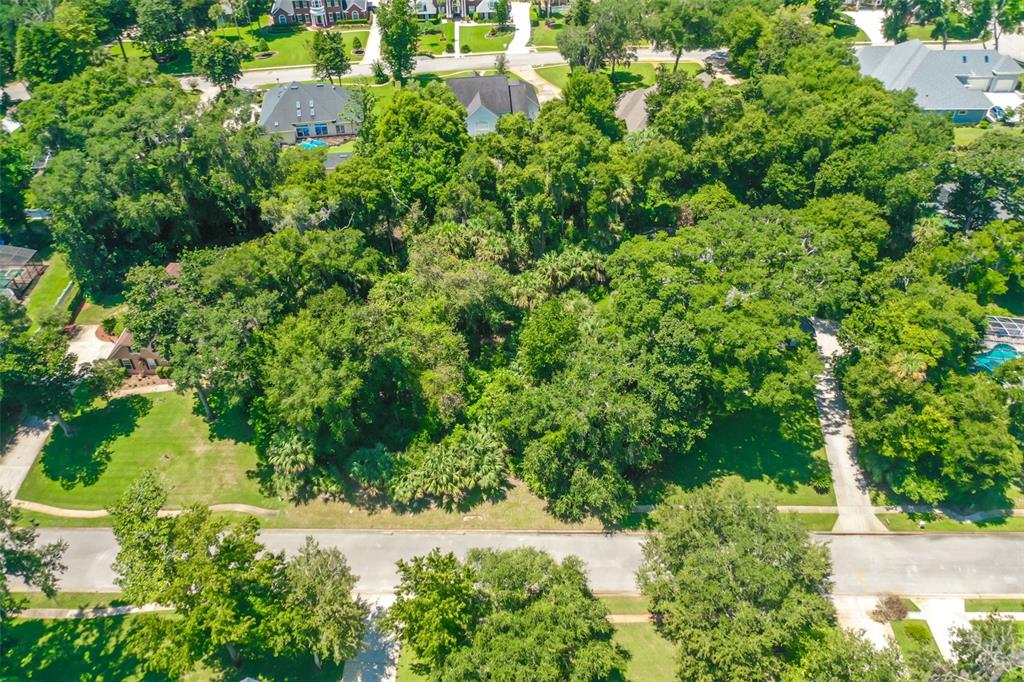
xmin=870 ymin=594 xmax=909 ymax=623
xmin=372 ymin=59 xmax=389 ymax=83
xmin=461 ymin=43 xmax=470 ymax=53
xmin=445 ymin=42 xmax=454 ymax=53
xmin=101 ymin=316 xmax=119 ymax=335
xmin=352 ymin=35 xmax=362 ymax=49
xmin=252 ymin=36 xmax=269 ymax=53
xmin=903 ymin=621 xmax=932 ymax=645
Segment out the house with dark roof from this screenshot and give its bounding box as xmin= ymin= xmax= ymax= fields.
xmin=258 ymin=81 xmax=360 ymax=145
xmin=857 ymin=40 xmax=1022 ymax=124
xmin=270 ymin=0 xmax=367 ymax=27
xmin=613 ymin=72 xmax=713 ymax=133
xmin=445 ymin=75 xmax=539 ymax=135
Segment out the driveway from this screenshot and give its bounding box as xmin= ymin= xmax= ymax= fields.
xmin=513 ymin=65 xmax=561 ymax=102
xmin=66 ymin=325 xmax=115 ymax=369
xmin=848 ymin=9 xmax=888 ymax=45
xmin=361 ymin=14 xmax=381 ymax=65
xmin=25 ymin=529 xmax=1024 ymax=597
xmin=507 ymin=2 xmax=532 ymax=55
xmin=811 ymin=319 xmax=886 ymax=533
xmin=0 ymin=416 xmax=51 ymax=497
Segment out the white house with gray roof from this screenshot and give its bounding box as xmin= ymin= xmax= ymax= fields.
xmin=258 ymin=81 xmax=360 ymax=145
xmin=446 ymin=75 xmax=539 ymax=135
xmin=857 ymin=40 xmax=1022 ymax=124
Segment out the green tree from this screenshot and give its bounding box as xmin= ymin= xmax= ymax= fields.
xmin=948 ymin=131 xmax=1024 ymax=230
xmin=638 ymin=481 xmax=834 ymax=681
xmin=556 ymin=25 xmax=599 ymax=71
xmin=495 ymin=0 xmax=511 ymax=29
xmin=785 ymin=628 xmax=909 ymax=681
xmin=813 ymin=0 xmax=843 ymax=24
xmin=562 ymin=69 xmax=624 ymax=139
xmin=273 ymin=537 xmax=369 ymax=670
xmin=911 ymin=616 xmax=1024 ymax=680
xmin=134 ymin=0 xmax=184 ymax=61
xmin=191 ymin=35 xmax=249 ymax=90
xmin=589 ymin=0 xmax=639 ymax=75
xmin=0 ymin=132 xmax=30 ymax=242
xmin=310 ymin=29 xmax=352 ymax=84
xmin=882 ymin=0 xmax=913 ymax=41
xmin=387 ymin=549 xmax=484 ymax=669
xmin=0 ymin=491 xmax=66 ymax=621
xmin=643 ymin=0 xmax=716 ymax=71
xmin=379 ymin=0 xmax=418 ymax=83
xmin=15 ymin=20 xmax=94 ymax=85
xmin=517 ymin=298 xmax=580 ymax=381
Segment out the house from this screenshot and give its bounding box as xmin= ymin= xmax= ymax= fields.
xmin=613 ymin=73 xmax=713 ymax=133
xmin=270 ymin=0 xmax=367 ymax=27
xmin=416 ymin=0 xmax=494 ymax=18
xmin=445 ymin=75 xmax=539 ymax=135
xmin=107 ymin=330 xmax=170 ymax=376
xmin=258 ymin=82 xmax=360 ymax=145
xmin=857 ymin=40 xmax=1022 ymax=124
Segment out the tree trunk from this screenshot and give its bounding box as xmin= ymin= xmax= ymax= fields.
xmin=673 ymin=50 xmax=681 ymax=72
xmin=197 ymin=388 xmax=214 ymax=421
xmin=55 ymin=414 xmax=73 ymax=437
xmin=226 ymin=642 xmax=241 ymax=668
xmin=313 ymin=652 xmax=322 ymax=670
xmin=117 ymin=35 xmax=128 ymax=61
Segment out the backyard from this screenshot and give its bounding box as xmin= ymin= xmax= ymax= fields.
xmin=534 ymin=61 xmax=702 ymax=94
xmin=24 ymin=251 xmax=75 ymax=331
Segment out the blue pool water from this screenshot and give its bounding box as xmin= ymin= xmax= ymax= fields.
xmin=974 ymin=343 xmax=1020 ymax=372
xmin=301 ymin=139 xmax=328 ymax=149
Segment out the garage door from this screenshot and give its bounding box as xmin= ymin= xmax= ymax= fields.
xmin=992 ymin=78 xmax=1018 ymax=92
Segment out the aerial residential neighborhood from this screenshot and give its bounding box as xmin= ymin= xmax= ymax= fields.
xmin=1 ymin=0 xmax=1023 ymax=679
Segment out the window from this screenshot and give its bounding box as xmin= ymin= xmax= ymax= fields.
xmin=146 ymin=358 xmax=158 ymax=370
xmin=314 ymin=123 xmax=329 ymax=136
xmin=296 ymin=126 xmax=310 ymax=138
xmin=277 ymin=14 xmax=287 ymax=23
xmin=120 ymin=358 xmax=135 ymax=370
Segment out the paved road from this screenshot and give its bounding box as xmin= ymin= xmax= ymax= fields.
xmin=25 ymin=529 xmax=1024 ymax=597
xmin=812 ymin=319 xmax=887 ymax=533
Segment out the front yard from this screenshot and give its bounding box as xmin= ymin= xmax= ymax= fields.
xmin=529 ymin=18 xmax=563 ymax=48
xmin=534 ymin=61 xmax=702 ymax=94
xmin=417 ymin=20 xmax=455 ymax=55
xmin=459 ymin=23 xmax=514 ymax=52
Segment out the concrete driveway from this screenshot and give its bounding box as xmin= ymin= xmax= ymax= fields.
xmin=507 ymin=2 xmax=532 ymax=55
xmin=849 ymin=9 xmax=889 ymax=45
xmin=66 ymin=325 xmax=115 ymax=369
xmin=361 ymin=14 xmax=381 ymax=65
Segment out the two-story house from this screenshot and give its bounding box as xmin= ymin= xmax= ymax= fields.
xmin=416 ymin=0 xmax=496 ymax=18
xmin=270 ymin=0 xmax=368 ymax=27
xmin=258 ymin=82 xmax=360 ymax=144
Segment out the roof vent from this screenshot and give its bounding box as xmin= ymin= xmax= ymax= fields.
xmin=962 ymin=55 xmax=968 ymax=63
xmin=984 ymin=55 xmax=990 ymax=63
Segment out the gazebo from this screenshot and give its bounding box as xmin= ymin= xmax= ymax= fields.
xmin=0 ymin=245 xmax=46 ymax=301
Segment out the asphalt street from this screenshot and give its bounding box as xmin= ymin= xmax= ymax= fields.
xmin=27 ymin=529 xmax=1024 ymax=597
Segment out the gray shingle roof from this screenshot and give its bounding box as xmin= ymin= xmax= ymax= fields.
xmin=258 ymin=81 xmax=355 ymax=130
xmin=614 ymin=86 xmax=653 ymax=132
xmin=857 ymin=40 xmax=1021 ymax=112
xmin=271 ymin=0 xmax=295 ymax=14
xmin=446 ymin=75 xmax=539 ymax=118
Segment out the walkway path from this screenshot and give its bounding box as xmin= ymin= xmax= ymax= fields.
xmin=0 ymin=417 xmax=51 ymax=498
xmin=811 ymin=319 xmax=887 ymax=533
xmin=513 ymin=65 xmax=561 ymax=102
xmin=832 ymin=595 xmax=893 ymax=649
xmin=361 ymin=13 xmax=381 ymax=65
xmin=506 ymin=2 xmax=532 ymax=55
xmin=12 ymin=498 xmax=280 ymax=518
xmin=454 ymin=21 xmax=462 ymax=58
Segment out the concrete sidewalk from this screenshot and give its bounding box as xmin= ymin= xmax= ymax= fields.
xmin=513 ymin=65 xmax=561 ymax=102
xmin=0 ymin=416 xmax=52 ymax=498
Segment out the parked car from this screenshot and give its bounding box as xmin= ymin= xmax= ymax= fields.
xmin=986 ymin=106 xmax=1007 ymax=123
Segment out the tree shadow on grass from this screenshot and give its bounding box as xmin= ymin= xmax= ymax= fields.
xmin=636 ymin=407 xmax=831 ymax=507
xmin=38 ymin=395 xmax=151 ymax=490
xmin=2 ymin=616 xmax=168 ymax=681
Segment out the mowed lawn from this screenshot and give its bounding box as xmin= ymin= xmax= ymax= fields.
xmin=19 ymin=391 xmax=281 ymax=511
xmin=642 ymin=406 xmax=835 ymax=508
xmin=891 ymin=620 xmax=940 ymax=658
xmin=418 ymin=20 xmax=455 ymax=54
xmin=535 ymin=61 xmax=701 ymax=94
xmin=24 ymin=252 xmax=75 ymax=330
xmin=121 ymin=24 xmax=368 ymax=74
xmin=530 ymin=18 xmax=563 ymax=47
xmin=954 ymin=125 xmax=1024 ymax=147
xmin=614 ymin=623 xmax=677 ymax=682
xmin=459 ymin=24 xmax=513 ymax=52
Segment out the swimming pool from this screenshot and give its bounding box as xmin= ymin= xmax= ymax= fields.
xmin=974 ymin=343 xmax=1020 ymax=372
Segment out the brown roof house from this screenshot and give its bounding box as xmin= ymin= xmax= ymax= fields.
xmin=107 ymin=330 xmax=169 ymax=376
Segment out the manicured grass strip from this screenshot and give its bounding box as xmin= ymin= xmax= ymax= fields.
xmin=613 ymin=622 xmax=677 ymax=682
xmin=965 ymin=598 xmax=1024 ymax=612
xmin=892 ymin=619 xmax=940 ymax=658
xmin=833 ymin=14 xmax=868 ymax=41
xmin=787 ymin=513 xmax=838 ymax=531
xmin=879 ymin=513 xmax=1024 ymax=532
xmin=15 ymin=592 xmax=126 ymax=609
xmin=905 ymin=22 xmax=981 ymax=41
xmin=25 ymin=253 xmax=76 ymax=330
xmin=397 ymin=647 xmax=428 ymax=681
xmin=954 ymin=125 xmax=1024 ymax=148
xmin=599 ymin=595 xmax=650 ymax=615
xmin=459 ymin=24 xmax=513 ymax=53
xmin=902 ymin=598 xmax=921 ymax=612
xmin=19 ymin=391 xmax=282 ymax=511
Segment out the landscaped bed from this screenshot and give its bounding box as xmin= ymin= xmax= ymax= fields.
xmin=891 ymin=619 xmax=940 ymax=658
xmin=458 ymin=24 xmax=514 ymax=52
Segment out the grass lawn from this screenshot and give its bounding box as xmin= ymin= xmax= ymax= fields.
xmin=396 ymin=648 xmax=428 ymax=682
xmin=787 ymin=512 xmax=839 ymax=531
xmin=954 ymin=125 xmax=1024 ymax=147
xmin=902 ymin=598 xmax=922 ymax=612
xmin=418 ymin=20 xmax=455 ymax=55
xmin=534 ymin=61 xmax=701 ymax=94
xmin=599 ymin=595 xmax=650 ymax=615
xmin=833 ymin=14 xmax=869 ymax=41
xmin=530 ymin=18 xmax=563 ymax=47
xmin=613 ymin=623 xmax=677 ymax=682
xmin=25 ymin=252 xmax=76 ymax=331
xmin=891 ymin=619 xmax=940 ymax=658
xmin=74 ymin=291 xmax=127 ymax=326
xmin=905 ymin=22 xmax=981 ymax=42
xmin=329 ymin=140 xmax=357 ymax=153
xmin=965 ymin=598 xmax=1024 ymax=612
xmin=4 ymin=616 xmax=347 ymax=681
xmin=19 ymin=391 xmax=281 ymax=511
xmin=459 ymin=24 xmax=514 ymax=53
xmin=15 ymin=591 xmax=126 ymax=609
xmin=640 ymin=406 xmax=835 ymax=508
xmin=879 ymin=513 xmax=1024 ymax=532
xmin=121 ymin=24 xmax=369 ymax=74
